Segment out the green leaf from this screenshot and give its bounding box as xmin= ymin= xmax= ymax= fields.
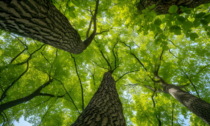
xmin=189 ymin=33 xmax=199 ymax=41
xmin=169 ymin=25 xmax=181 ymax=35
xmin=168 ymin=5 xmax=178 ymax=13
xmin=177 ymin=16 xmax=185 ymax=23
xmin=154 ymin=18 xmax=162 ymax=26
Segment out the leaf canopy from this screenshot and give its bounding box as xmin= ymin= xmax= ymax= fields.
xmin=0 ymin=0 xmax=210 ymax=125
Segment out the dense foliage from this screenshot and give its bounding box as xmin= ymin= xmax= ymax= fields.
xmin=0 ymin=0 xmax=210 ymax=125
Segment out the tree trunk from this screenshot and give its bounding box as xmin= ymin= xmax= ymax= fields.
xmin=137 ymin=0 xmax=210 ymax=14
xmin=72 ymin=72 xmax=126 ymax=126
xmin=0 ymin=0 xmax=86 ymax=54
xmin=163 ymin=83 xmax=210 ymax=124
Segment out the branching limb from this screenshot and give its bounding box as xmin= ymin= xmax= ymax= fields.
xmin=55 ymin=79 xmax=81 ymax=114
xmin=95 ymin=29 xmax=110 ymax=35
xmin=116 ymin=70 xmax=139 ymax=82
xmin=0 ymin=61 xmax=29 ymax=102
xmin=83 ymin=0 xmax=100 ymax=47
xmin=15 ymin=44 xmax=45 ymax=66
xmin=99 ymin=49 xmax=112 ymax=71
xmin=196 ymin=64 xmax=210 ymax=75
xmin=39 ymin=99 xmax=56 ymax=126
xmin=39 ymin=93 xmax=64 ymax=98
xmin=71 ymin=54 xmax=84 ymax=111
xmin=154 ymin=49 xmax=164 ymax=76
xmin=169 ymin=49 xmax=178 ymax=58
xmin=112 ymin=41 xmax=119 ymax=72
xmin=144 ymin=85 xmax=163 ymax=93
xmin=181 ymin=69 xmax=200 ymax=97
xmin=0 ymin=78 xmax=53 ymax=113
xmin=92 ymin=60 xmax=109 ymax=70
xmin=9 ymin=37 xmax=28 ymax=64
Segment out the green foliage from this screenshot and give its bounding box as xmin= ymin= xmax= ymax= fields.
xmin=168 ymin=5 xmax=178 ymax=13
xmin=0 ymin=1 xmax=210 ymax=126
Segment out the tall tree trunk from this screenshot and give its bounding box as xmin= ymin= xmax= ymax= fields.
xmin=0 ymin=0 xmax=87 ymax=54
xmin=72 ymin=72 xmax=126 ymax=126
xmin=163 ymin=83 xmax=210 ymax=124
xmin=137 ymin=0 xmax=210 ymax=14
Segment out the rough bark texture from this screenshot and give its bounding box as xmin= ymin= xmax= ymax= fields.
xmin=137 ymin=0 xmax=210 ymax=14
xmin=0 ymin=0 xmax=85 ymax=54
xmin=72 ymin=72 xmax=126 ymax=126
xmin=163 ymin=84 xmax=210 ymax=124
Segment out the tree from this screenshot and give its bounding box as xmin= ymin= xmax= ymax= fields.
xmin=0 ymin=0 xmax=99 ymax=54
xmin=72 ymin=71 xmax=126 ymax=126
xmin=0 ymin=0 xmax=210 ymax=126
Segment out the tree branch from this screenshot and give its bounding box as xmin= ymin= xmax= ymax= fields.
xmin=55 ymin=79 xmax=81 ymax=114
xmin=116 ymin=70 xmax=139 ymax=82
xmin=0 ymin=79 xmax=53 ymax=113
xmin=71 ymin=55 xmax=84 ymax=111
xmin=0 ymin=61 xmax=30 ymax=102
xmin=181 ymin=69 xmax=200 ymax=97
xmin=39 ymin=93 xmax=64 ymax=98
xmin=83 ymin=0 xmax=100 ymax=47
xmin=99 ymin=49 xmax=112 ymax=71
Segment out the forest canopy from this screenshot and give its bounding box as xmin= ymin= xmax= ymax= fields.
xmin=0 ymin=0 xmax=210 ymax=125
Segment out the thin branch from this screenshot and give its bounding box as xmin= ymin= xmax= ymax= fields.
xmin=99 ymin=49 xmax=112 ymax=71
xmin=168 ymin=39 xmax=178 ymax=47
xmin=71 ymin=55 xmax=84 ymax=111
xmin=86 ymin=7 xmax=93 ymax=38
xmin=55 ymin=79 xmax=81 ymax=114
xmin=0 ymin=61 xmax=30 ymax=102
xmin=151 ymin=91 xmax=156 ymax=108
xmin=131 ymin=53 xmax=148 ymax=71
xmin=15 ymin=44 xmax=45 ymax=66
xmin=171 ymin=103 xmax=174 ymax=126
xmin=10 ymin=37 xmax=28 ymax=64
xmin=0 ymin=79 xmax=53 ymax=113
xmin=116 ymin=70 xmax=139 ymax=82
xmin=169 ymin=49 xmax=178 ymax=58
xmin=92 ymin=60 xmax=108 ymax=70
xmin=112 ymin=41 xmax=119 ymax=72
xmin=144 ymin=85 xmax=163 ymax=92
xmin=95 ymin=29 xmax=110 ymax=35
xmin=196 ymin=64 xmax=210 ymax=75
xmin=10 ymin=48 xmax=27 ymax=64
xmin=181 ymin=70 xmax=200 ymax=97
xmin=83 ymin=0 xmax=100 ymax=47
xmin=86 ymin=18 xmax=93 ymax=38
xmin=39 ymin=93 xmax=64 ymax=98
xmin=120 ymin=41 xmax=132 ymax=51
xmin=156 ymin=114 xmax=162 ymax=126
xmin=154 ymin=49 xmax=164 ymax=76
xmin=39 ymin=99 xmax=57 ymax=125
xmin=124 ymin=83 xmax=139 ymax=87
xmin=33 ymin=97 xmax=52 ymax=108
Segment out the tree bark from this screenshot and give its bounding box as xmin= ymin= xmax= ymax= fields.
xmin=137 ymin=0 xmax=210 ymax=14
xmin=72 ymin=72 xmax=126 ymax=126
xmin=163 ymin=83 xmax=210 ymax=124
xmin=0 ymin=0 xmax=86 ymax=54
